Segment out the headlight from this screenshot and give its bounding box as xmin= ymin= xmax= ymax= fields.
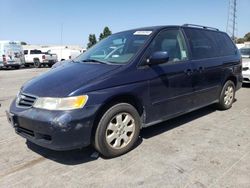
xmin=33 ymin=95 xmax=88 ymax=110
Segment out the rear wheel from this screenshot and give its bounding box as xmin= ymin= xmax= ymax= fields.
xmin=34 ymin=59 xmax=41 ymax=68
xmin=217 ymin=80 xmax=235 ymax=110
xmin=94 ymin=103 xmax=141 ymax=158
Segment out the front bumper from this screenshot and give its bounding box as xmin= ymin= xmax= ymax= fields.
xmin=7 ymin=99 xmax=99 ymax=151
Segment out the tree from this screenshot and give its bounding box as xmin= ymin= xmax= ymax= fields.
xmin=236 ymin=38 xmax=245 ymax=44
xmin=244 ymin=32 xmax=250 ymax=41
xmin=87 ymin=34 xmax=97 ymax=49
xmin=21 ymin=41 xmax=27 ymax=45
xmin=99 ymin=26 xmax=112 ymax=41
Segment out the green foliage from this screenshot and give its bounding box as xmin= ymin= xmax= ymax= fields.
xmin=244 ymin=32 xmax=250 ymax=41
xmin=99 ymin=27 xmax=112 ymax=41
xmin=87 ymin=34 xmax=97 ymax=49
xmin=86 ymin=27 xmax=112 ymax=48
xmin=21 ymin=41 xmax=27 ymax=45
xmin=236 ymin=38 xmax=245 ymax=44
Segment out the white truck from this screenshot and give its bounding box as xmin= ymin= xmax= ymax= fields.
xmin=24 ymin=49 xmax=58 ymax=68
xmin=0 ymin=41 xmax=25 ymax=69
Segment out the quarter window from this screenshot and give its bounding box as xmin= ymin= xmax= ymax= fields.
xmin=214 ymin=33 xmax=236 ymax=56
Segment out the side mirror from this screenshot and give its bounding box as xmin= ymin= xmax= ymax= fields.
xmin=147 ymin=51 xmax=169 ymax=65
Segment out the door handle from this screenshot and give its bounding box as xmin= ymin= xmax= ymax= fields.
xmin=184 ymin=69 xmax=193 ymax=76
xmin=193 ymin=66 xmax=204 ymax=73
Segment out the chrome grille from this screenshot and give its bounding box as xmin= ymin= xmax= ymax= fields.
xmin=17 ymin=93 xmax=37 ymax=108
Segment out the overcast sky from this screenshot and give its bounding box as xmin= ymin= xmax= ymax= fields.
xmin=0 ymin=0 xmax=249 ymax=47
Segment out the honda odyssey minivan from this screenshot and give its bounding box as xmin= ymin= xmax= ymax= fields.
xmin=7 ymin=24 xmax=243 ymax=158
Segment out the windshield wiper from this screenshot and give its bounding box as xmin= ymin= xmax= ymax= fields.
xmin=81 ymin=59 xmax=108 ymax=64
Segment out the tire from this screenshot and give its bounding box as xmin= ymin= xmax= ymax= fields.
xmin=48 ymin=64 xmax=53 ymax=68
xmin=14 ymin=65 xmax=20 ymax=69
xmin=34 ymin=60 xmax=41 ymax=68
xmin=217 ymin=80 xmax=235 ymax=110
xmin=94 ymin=103 xmax=141 ymax=158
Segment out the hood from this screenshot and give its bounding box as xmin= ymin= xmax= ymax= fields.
xmin=51 ymin=59 xmax=71 ymax=69
xmin=22 ymin=62 xmax=121 ymax=97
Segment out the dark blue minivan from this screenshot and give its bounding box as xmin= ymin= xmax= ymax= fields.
xmin=7 ymin=24 xmax=243 ymax=157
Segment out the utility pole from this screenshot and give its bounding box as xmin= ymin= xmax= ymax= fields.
xmin=227 ymin=0 xmax=238 ymax=42
xmin=60 ymin=23 xmax=63 ymax=60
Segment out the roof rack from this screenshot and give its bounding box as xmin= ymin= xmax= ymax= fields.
xmin=182 ymin=24 xmax=219 ymax=31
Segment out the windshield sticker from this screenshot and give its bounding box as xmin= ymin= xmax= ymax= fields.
xmin=134 ymin=31 xmax=152 ymax=35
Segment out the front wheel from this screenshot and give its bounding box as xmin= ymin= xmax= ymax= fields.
xmin=217 ymin=80 xmax=235 ymax=110
xmin=94 ymin=103 xmax=141 ymax=158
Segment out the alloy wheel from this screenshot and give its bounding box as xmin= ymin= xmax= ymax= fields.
xmin=105 ymin=113 xmax=135 ymax=149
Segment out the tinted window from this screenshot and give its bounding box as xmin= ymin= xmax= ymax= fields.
xmin=184 ymin=29 xmax=236 ymax=59
xmin=24 ymin=50 xmax=28 ymax=55
xmin=30 ymin=50 xmax=42 ymax=54
xmin=146 ymin=29 xmax=189 ymax=62
xmin=184 ymin=28 xmax=219 ymax=59
xmin=214 ymin=33 xmax=236 ymax=56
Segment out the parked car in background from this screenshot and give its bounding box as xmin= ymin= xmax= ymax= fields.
xmin=24 ymin=49 xmax=58 ymax=68
xmin=0 ymin=41 xmax=25 ymax=69
xmin=7 ymin=24 xmax=242 ymax=158
xmin=240 ymin=48 xmax=250 ymax=83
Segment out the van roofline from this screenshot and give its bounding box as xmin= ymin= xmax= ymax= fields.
xmin=115 ymin=24 xmax=224 ymax=35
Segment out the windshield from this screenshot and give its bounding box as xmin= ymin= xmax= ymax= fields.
xmin=240 ymin=48 xmax=250 ymax=56
xmin=75 ymin=30 xmax=152 ymax=64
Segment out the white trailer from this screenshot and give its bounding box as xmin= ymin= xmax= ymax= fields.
xmin=41 ymin=46 xmax=85 ymax=61
xmin=0 ymin=41 xmax=25 ymax=69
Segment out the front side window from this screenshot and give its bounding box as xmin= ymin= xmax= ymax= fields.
xmin=75 ymin=30 xmax=152 ymax=65
xmin=143 ymin=29 xmax=189 ymax=63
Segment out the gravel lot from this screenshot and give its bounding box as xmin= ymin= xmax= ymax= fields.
xmin=0 ymin=68 xmax=250 ymax=188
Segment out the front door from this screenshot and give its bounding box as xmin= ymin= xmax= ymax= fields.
xmin=141 ymin=29 xmax=195 ymax=123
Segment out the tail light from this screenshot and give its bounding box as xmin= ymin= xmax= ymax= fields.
xmin=42 ymin=55 xmax=45 ymax=60
xmin=69 ymin=56 xmax=71 ymax=59
xmin=2 ymin=55 xmax=7 ymax=64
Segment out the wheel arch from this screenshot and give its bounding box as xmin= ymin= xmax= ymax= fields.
xmin=90 ymin=93 xmax=145 ymax=143
xmin=224 ymin=75 xmax=237 ymax=87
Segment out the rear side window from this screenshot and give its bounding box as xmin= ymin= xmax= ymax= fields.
xmin=184 ymin=28 xmax=219 ymax=59
xmin=184 ymin=29 xmax=236 ymax=59
xmin=24 ymin=50 xmax=28 ymax=55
